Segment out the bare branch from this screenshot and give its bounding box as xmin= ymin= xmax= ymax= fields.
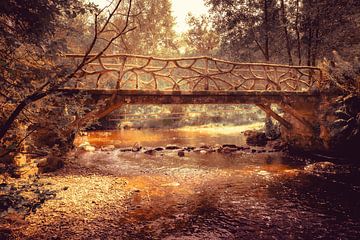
xmin=0 ymin=0 xmax=135 ymax=140
xmin=86 ymin=0 xmax=134 ymax=64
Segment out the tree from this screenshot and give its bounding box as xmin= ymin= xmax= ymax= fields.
xmin=206 ymin=0 xmax=282 ymax=62
xmin=205 ymin=0 xmax=360 ymax=65
xmin=300 ymin=0 xmax=360 ymax=66
xmin=280 ymin=0 xmax=293 ymax=65
xmin=0 ymin=0 xmax=135 ymax=162
xmin=107 ymin=0 xmax=178 ymax=56
xmin=0 ymin=0 xmax=92 ymax=142
xmin=183 ymin=14 xmax=220 ymax=56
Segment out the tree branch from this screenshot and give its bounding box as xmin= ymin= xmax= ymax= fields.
xmin=0 ymin=0 xmax=134 ymax=141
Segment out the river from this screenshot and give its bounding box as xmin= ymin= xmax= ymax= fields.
xmin=69 ymin=125 xmax=360 ymax=239
xmin=14 ymin=125 xmax=360 ymax=239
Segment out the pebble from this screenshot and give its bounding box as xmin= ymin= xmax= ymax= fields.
xmin=177 ymin=151 xmax=185 ymax=157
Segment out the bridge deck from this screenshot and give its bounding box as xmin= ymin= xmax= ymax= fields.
xmin=59 ymin=88 xmax=319 ymax=104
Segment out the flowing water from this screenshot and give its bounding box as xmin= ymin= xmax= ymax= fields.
xmin=68 ymin=126 xmax=360 ymax=239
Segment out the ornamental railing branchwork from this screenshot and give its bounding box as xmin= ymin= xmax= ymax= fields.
xmin=65 ymin=54 xmax=323 ymax=92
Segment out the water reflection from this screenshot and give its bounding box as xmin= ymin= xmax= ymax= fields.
xmin=74 ymin=124 xmax=262 ymax=148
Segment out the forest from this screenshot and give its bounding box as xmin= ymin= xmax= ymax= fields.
xmin=0 ymin=0 xmax=360 ymax=239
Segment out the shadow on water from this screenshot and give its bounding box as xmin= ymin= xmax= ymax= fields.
xmin=269 ymin=169 xmax=360 ymax=219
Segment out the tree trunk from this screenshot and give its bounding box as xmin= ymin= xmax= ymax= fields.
xmin=311 ymin=4 xmax=321 ymax=66
xmin=306 ymin=0 xmax=313 ymax=66
xmin=68 ymin=100 xmax=123 ymax=132
xmin=280 ymin=0 xmax=293 ymax=65
xmin=307 ymin=28 xmax=313 ymax=66
xmin=312 ymin=27 xmax=319 ymax=66
xmin=295 ymin=0 xmax=302 ymax=65
xmin=0 ymin=91 xmax=48 ymax=140
xmin=263 ymin=0 xmax=270 ymax=62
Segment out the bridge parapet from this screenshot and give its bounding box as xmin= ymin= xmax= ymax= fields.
xmin=65 ymin=54 xmax=323 ymax=92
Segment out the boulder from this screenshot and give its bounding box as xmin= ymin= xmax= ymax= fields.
xmin=37 ymin=157 xmax=64 ymax=173
xmin=84 ymin=145 xmax=96 ymax=152
xmin=79 ymin=141 xmax=96 ymax=152
xmin=246 ymin=131 xmax=268 ymax=147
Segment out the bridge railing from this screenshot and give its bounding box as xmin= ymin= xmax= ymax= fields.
xmin=65 ymin=54 xmax=323 ymax=92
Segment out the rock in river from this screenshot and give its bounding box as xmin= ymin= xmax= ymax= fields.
xmin=177 ymin=150 xmax=185 ymax=157
xmin=165 ymin=144 xmax=180 ymax=150
xmin=132 ymin=143 xmax=142 ymax=152
xmin=246 ymin=131 xmax=268 ymax=147
xmin=154 ymin=147 xmax=165 ymax=151
xmin=221 ymin=146 xmax=238 ymax=153
xmin=144 ymin=149 xmax=156 ymax=155
xmin=101 ymin=145 xmax=116 ymax=151
xmin=222 ymin=144 xmax=238 ymax=148
xmin=79 ymin=141 xmax=96 ymax=152
xmin=303 ymin=161 xmax=350 ymax=174
xmin=200 ymin=144 xmax=211 ymax=149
